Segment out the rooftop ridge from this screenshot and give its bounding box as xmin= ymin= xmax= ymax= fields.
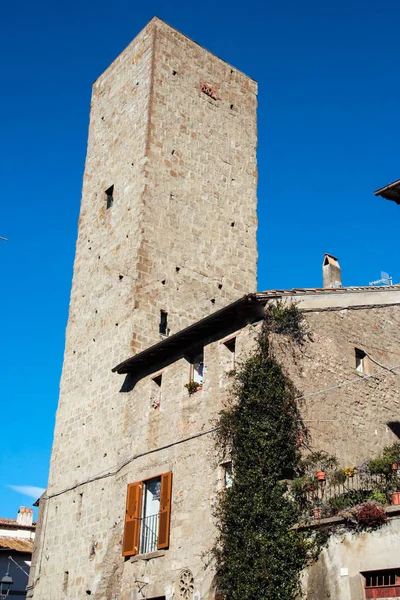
xmin=257 ymin=284 xmax=400 ymax=296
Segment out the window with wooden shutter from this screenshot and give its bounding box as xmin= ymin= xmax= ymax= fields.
xmin=158 ymin=472 xmax=172 ymax=549
xmin=122 ymin=482 xmax=142 ymax=557
xmin=363 ymin=568 xmax=400 ymax=598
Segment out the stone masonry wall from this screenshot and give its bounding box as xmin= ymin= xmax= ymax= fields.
xmin=272 ymin=303 xmax=400 ymax=464
xmin=135 ymin=20 xmax=258 ymax=350
xmin=29 ymin=321 xmax=255 ymax=599
xmin=131 ymin=19 xmax=258 ymax=352
xmin=30 ymin=15 xmax=400 ymax=600
xmin=30 ymin=18 xmax=258 ymax=599
xmin=303 ymin=514 xmax=400 ymax=600
xmin=48 ymin=16 xmax=258 ymax=495
xmin=30 ymin=299 xmax=400 ymax=599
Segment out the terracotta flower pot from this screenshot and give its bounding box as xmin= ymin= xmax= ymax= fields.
xmin=391 ymin=492 xmax=400 ymax=505
xmin=316 ymin=470 xmax=326 ymax=481
xmin=392 ymin=462 xmax=398 ymax=471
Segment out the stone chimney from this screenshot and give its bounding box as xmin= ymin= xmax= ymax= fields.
xmin=322 ymin=254 xmax=342 ymax=288
xmin=17 ymin=506 xmax=33 ymax=526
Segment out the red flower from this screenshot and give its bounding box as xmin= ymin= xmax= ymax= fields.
xmin=355 ymin=503 xmax=387 ymax=527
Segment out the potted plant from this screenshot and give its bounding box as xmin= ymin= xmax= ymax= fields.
xmin=355 ymin=502 xmax=388 ymax=529
xmin=340 ymin=501 xmax=388 ymax=530
xmin=342 ymin=466 xmax=356 ymax=479
xmin=313 ymin=506 xmax=322 ymax=519
xmin=291 ymin=476 xmax=318 ymax=495
xmin=370 ymin=443 xmax=400 ymax=476
xmin=369 ymin=443 xmax=400 ymax=502
xmin=184 ymin=380 xmax=201 ymax=395
xmin=368 ymin=489 xmax=387 ymax=505
xmin=391 ymin=491 xmax=400 ymax=505
xmin=330 ymin=469 xmax=347 ymax=486
xmin=300 ymin=452 xmax=338 ymax=476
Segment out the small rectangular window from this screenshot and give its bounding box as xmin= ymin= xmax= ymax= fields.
xmin=355 ymin=348 xmax=366 ymax=373
xmin=363 ymin=568 xmax=400 ymax=598
xmin=105 ymin=185 xmax=114 ymax=209
xmin=150 ymin=374 xmax=162 ymax=409
xmin=159 ymin=310 xmax=169 ymax=335
xmin=224 ymin=337 xmax=236 ymax=371
xmin=152 ymin=374 xmax=162 ymax=388
xmin=190 ymin=350 xmax=204 ymax=386
xmin=222 ymin=462 xmax=233 ymax=489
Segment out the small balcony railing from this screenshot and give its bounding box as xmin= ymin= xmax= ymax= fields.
xmin=139 ymin=513 xmax=159 ymax=554
xmin=293 ymin=471 xmax=400 ymax=520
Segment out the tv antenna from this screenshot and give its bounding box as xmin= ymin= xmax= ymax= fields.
xmin=369 ymin=271 xmax=393 ymax=286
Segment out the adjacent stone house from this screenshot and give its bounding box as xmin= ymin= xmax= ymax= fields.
xmin=0 ymin=507 xmax=34 ymax=599
xmin=28 ymin=16 xmax=400 ymax=600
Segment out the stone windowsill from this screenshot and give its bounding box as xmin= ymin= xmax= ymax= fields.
xmin=130 ymin=550 xmax=165 ymax=562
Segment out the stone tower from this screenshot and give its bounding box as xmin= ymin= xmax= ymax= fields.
xmin=29 ymin=17 xmax=257 ymax=599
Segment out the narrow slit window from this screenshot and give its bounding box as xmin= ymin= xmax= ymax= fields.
xmin=153 ymin=374 xmax=162 ymax=388
xmin=355 ymin=348 xmax=366 ymax=373
xmin=150 ymin=374 xmax=162 ymax=409
xmin=224 ymin=337 xmax=236 ymax=370
xmin=222 ymin=462 xmax=233 ymax=489
xmin=188 ymin=350 xmax=204 ymax=387
xmin=105 ymin=185 xmax=114 ymax=209
xmin=159 ymin=310 xmax=169 ymax=335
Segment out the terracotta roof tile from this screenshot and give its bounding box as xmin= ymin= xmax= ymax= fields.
xmin=256 ymin=285 xmax=400 ymax=297
xmin=0 ymin=518 xmax=17 ymax=525
xmin=0 ymin=537 xmax=33 ymax=553
xmin=0 ymin=518 xmax=35 ymax=530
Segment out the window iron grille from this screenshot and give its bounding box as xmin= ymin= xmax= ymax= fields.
xmin=139 ymin=513 xmax=159 ymax=554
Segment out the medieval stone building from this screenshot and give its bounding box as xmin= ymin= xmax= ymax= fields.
xmin=28 ymin=17 xmax=400 ymax=600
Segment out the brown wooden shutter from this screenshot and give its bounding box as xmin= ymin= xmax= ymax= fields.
xmin=157 ymin=472 xmax=172 ymax=549
xmin=122 ymin=482 xmax=142 ymax=556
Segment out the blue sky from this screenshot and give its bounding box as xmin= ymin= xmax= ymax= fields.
xmin=1 ymin=0 xmax=399 ymax=518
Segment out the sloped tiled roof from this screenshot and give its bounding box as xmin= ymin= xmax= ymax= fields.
xmin=374 ymin=178 xmax=400 ymax=204
xmin=0 ymin=518 xmax=17 ymax=526
xmin=0 ymin=517 xmax=35 ymax=531
xmin=256 ymin=285 xmax=400 ymax=297
xmin=113 ymin=286 xmax=400 ymax=375
xmin=0 ymin=537 xmax=33 ymax=553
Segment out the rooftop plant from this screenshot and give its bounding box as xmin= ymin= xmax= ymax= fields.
xmin=263 ymin=300 xmax=306 ymax=344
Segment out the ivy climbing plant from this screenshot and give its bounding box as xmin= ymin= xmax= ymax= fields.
xmin=213 ymin=303 xmax=317 ymax=600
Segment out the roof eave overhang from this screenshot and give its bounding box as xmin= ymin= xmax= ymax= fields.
xmin=112 ymin=294 xmax=267 ymax=375
xmin=374 ymin=179 xmax=400 ymax=204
